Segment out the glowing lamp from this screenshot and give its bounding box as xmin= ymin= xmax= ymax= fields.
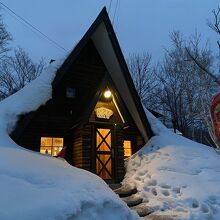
xmin=104 ymin=90 xmax=112 ymax=98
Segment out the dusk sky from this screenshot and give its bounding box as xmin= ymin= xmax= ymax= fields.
xmin=1 ymin=0 xmax=219 ymax=63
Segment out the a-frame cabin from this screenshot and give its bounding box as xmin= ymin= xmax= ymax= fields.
xmin=10 ymin=7 xmax=153 ymax=183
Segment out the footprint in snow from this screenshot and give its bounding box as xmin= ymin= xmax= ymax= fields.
xmin=150 ymin=155 xmax=156 ymax=160
xmin=143 ymin=186 xmax=150 ymax=192
xmin=138 ymin=170 xmax=148 ymax=176
xmin=135 ymin=176 xmax=142 ymax=181
xmin=161 ymin=189 xmax=170 ymax=196
xmin=145 ymin=174 xmax=151 ymax=179
xmin=147 ymin=179 xmax=157 ymax=186
xmin=144 ymin=157 xmax=149 ymax=161
xmin=172 ymin=187 xmax=181 ymax=194
xmin=200 ymin=203 xmax=209 ymax=213
xmin=192 ymin=199 xmax=199 ymax=208
xmin=159 ymin=183 xmax=171 ymax=189
xmin=151 ymin=188 xmax=158 ymax=196
xmin=143 ymin=198 xmax=149 ymax=203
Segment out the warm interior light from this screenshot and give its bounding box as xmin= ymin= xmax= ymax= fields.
xmin=104 ymin=90 xmax=112 ymax=98
xmin=40 ymin=137 xmax=63 ymax=156
xmin=123 ymin=140 xmax=132 ymax=157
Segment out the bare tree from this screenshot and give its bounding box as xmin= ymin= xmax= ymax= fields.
xmin=0 ymin=14 xmax=11 ymax=59
xmin=185 ymin=5 xmax=220 ymax=86
xmin=127 ymin=52 xmax=158 ymax=108
xmin=156 ymin=31 xmax=217 ymax=142
xmin=182 ymin=6 xmax=220 ymax=147
xmin=185 ymin=47 xmax=220 ymax=86
xmin=0 ymin=13 xmax=45 ymax=100
xmin=208 ymin=6 xmax=220 ymax=49
xmin=0 ymin=47 xmax=45 ymax=99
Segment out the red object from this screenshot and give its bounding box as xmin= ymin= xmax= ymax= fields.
xmin=210 ymin=93 xmax=220 ymax=144
xmin=57 ymin=147 xmax=66 ymax=158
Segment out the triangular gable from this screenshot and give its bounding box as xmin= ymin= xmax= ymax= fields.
xmin=53 ymin=7 xmax=153 ymax=142
xmin=88 ymin=75 xmax=129 ymax=125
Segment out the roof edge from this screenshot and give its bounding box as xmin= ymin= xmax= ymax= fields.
xmin=53 ymin=7 xmax=108 ymax=86
xmin=99 ymin=9 xmax=154 ymax=139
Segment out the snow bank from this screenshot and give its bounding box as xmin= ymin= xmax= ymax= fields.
xmin=0 ymin=61 xmax=138 ymax=220
xmin=123 ymin=110 xmax=220 ymax=220
xmin=0 ymin=60 xmax=61 ymax=149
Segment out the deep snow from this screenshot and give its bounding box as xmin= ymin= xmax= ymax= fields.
xmin=123 ymin=110 xmax=220 ymax=220
xmin=0 ymin=61 xmax=138 ymax=220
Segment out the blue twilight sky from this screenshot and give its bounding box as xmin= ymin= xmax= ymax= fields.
xmin=1 ymin=0 xmax=219 ymax=63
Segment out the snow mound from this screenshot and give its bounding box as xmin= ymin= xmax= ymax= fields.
xmin=123 ymin=110 xmax=220 ymax=220
xmin=0 ymin=61 xmax=138 ymax=220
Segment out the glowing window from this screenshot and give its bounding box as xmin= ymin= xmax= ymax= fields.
xmin=123 ymin=140 xmax=132 ymax=157
xmin=40 ymin=137 xmax=63 ymax=156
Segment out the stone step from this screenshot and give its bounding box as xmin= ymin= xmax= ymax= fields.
xmin=130 ymin=203 xmax=153 ymax=217
xmin=122 ymin=194 xmax=143 ymax=207
xmin=114 ymin=185 xmax=137 ymax=197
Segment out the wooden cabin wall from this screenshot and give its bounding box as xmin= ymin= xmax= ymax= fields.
xmin=71 ymin=126 xmax=83 ymax=168
xmin=71 ymin=121 xmax=143 ymax=183
xmin=80 ymin=123 xmax=126 ymax=182
xmin=82 ymin=124 xmax=93 ymax=171
xmin=115 ymin=125 xmax=126 ymax=182
xmin=123 ymin=125 xmax=145 ymax=154
xmin=13 ymin=114 xmax=73 ymax=152
xmin=53 ymin=39 xmax=106 ymax=124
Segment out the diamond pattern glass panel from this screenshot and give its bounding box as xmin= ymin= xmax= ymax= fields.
xmin=96 ymin=128 xmax=112 ymax=180
xmin=96 ymin=129 xmax=111 ymax=151
xmin=96 ymin=154 xmax=112 ymax=180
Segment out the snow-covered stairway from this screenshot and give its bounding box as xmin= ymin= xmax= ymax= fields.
xmin=113 ymin=185 xmax=153 ymax=218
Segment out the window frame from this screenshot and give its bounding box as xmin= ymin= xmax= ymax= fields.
xmin=40 ymin=137 xmax=64 ymax=156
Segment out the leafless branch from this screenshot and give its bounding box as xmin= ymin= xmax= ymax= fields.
xmin=185 ymin=47 xmax=220 ymax=86
xmin=208 ymin=6 xmax=220 ymax=35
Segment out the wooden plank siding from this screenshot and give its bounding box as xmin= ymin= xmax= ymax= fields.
xmin=123 ymin=125 xmax=144 ymax=154
xmin=115 ymin=125 xmax=126 ymax=182
xmin=71 ymin=126 xmax=83 ymax=168
xmin=13 ymin=114 xmax=74 ymax=152
xmin=82 ymin=124 xmax=93 ymax=171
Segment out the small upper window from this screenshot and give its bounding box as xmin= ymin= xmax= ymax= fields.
xmin=66 ymin=87 xmax=75 ymax=98
xmin=40 ymin=137 xmax=63 ymax=156
xmin=123 ymin=140 xmax=132 ymax=157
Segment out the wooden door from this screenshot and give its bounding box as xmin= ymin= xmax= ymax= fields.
xmin=95 ymin=128 xmax=113 ymax=180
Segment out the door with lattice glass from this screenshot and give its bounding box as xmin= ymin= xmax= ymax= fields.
xmin=96 ymin=128 xmax=113 ymax=180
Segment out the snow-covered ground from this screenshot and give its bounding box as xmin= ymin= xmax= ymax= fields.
xmin=123 ymin=111 xmax=220 ymax=220
xmin=0 ymin=61 xmax=138 ymax=220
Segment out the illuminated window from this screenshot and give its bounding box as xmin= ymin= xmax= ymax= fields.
xmin=123 ymin=140 xmax=132 ymax=157
xmin=40 ymin=137 xmax=63 ymax=156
